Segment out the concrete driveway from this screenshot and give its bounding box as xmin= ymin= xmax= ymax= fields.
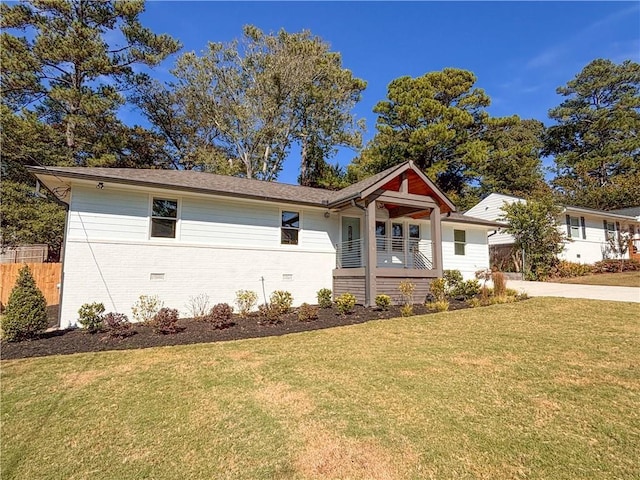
xmin=508 ymin=280 xmax=640 ymax=303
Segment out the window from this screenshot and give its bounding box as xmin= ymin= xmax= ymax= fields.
xmin=568 ymin=216 xmax=580 ymax=239
xmin=376 ymin=221 xmax=387 ymax=251
xmin=281 ymin=211 xmax=300 ymax=245
xmin=409 ymin=224 xmax=420 ymax=240
xmin=454 ymin=229 xmax=466 ymax=256
xmin=566 ymin=215 xmax=586 ymax=239
xmin=605 ymin=221 xmax=616 ymax=241
xmin=392 ymin=223 xmax=403 ymax=251
xmin=151 ymin=198 xmax=178 ymax=238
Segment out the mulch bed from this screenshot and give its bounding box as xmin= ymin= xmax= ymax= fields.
xmin=1 ymin=301 xmax=471 ymax=360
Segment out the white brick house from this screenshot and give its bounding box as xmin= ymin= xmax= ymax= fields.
xmin=30 ymin=162 xmax=500 ymax=329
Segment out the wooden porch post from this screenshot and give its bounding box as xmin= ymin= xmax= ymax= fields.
xmin=430 ymin=205 xmax=443 ymax=277
xmin=365 ymin=200 xmax=377 ymax=306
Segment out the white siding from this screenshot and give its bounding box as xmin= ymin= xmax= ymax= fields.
xmin=560 ymin=213 xmax=640 ymax=264
xmin=60 ymin=186 xmax=340 ymax=328
xmin=441 ymin=224 xmax=490 ymax=279
xmin=465 ymin=193 xmax=519 ymax=245
xmin=467 ymin=193 xmax=640 ymax=264
xmin=67 ymin=186 xmax=149 ymax=241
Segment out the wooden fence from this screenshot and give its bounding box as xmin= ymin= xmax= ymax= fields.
xmin=0 ymin=263 xmax=62 ymax=307
xmin=489 ymin=245 xmax=522 ymax=273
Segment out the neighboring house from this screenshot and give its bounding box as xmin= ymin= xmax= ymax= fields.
xmin=466 ymin=193 xmax=640 ymax=265
xmin=30 ymin=161 xmax=500 ymax=329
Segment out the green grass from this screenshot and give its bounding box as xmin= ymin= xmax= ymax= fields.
xmin=555 ymin=271 xmax=640 ymax=287
xmin=2 ymin=298 xmax=639 ymax=479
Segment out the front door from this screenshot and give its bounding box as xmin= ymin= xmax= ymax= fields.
xmin=341 ymin=216 xmax=361 ymax=268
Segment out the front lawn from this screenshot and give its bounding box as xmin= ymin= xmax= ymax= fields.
xmin=2 ymin=298 xmax=639 ymax=479
xmin=554 ymin=271 xmax=640 ymax=287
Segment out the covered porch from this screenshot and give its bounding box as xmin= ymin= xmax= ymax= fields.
xmin=329 ymin=161 xmax=456 ymax=306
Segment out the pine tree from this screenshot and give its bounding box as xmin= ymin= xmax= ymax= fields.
xmin=2 ymin=265 xmax=48 ymax=342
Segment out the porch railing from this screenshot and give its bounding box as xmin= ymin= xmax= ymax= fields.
xmin=336 ymin=238 xmax=363 ymax=268
xmin=336 ymin=238 xmax=433 ymax=270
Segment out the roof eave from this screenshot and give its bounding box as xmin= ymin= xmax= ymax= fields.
xmin=27 ymin=167 xmax=328 ymax=208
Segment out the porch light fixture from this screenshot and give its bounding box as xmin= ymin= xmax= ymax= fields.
xmin=96 ymin=182 xmax=104 ymax=189
xmin=324 ymin=211 xmax=331 ymax=218
xmin=376 ymin=201 xmax=385 ymax=209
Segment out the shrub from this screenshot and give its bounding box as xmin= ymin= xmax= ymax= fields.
xmin=150 ymin=308 xmax=180 ymax=334
xmin=443 ymin=269 xmax=463 ymax=294
xmin=552 ymin=261 xmax=592 ymax=278
xmin=451 ymin=279 xmax=481 ymax=300
xmin=429 ymin=278 xmax=447 ymax=302
xmin=492 ymin=271 xmax=507 ymax=297
xmin=297 ymin=303 xmax=319 ymax=322
xmin=335 ymin=293 xmax=356 ymax=315
xmin=185 ymin=293 xmax=211 ymax=320
xmin=131 ymin=294 xmax=163 ymax=324
xmin=203 ymin=303 xmax=234 ymax=329
xmin=103 ymin=312 xmax=134 ymax=338
xmin=1 ymin=265 xmax=48 ymax=342
xmin=398 ymin=280 xmax=415 ymax=305
xmin=400 ymin=304 xmax=413 ymax=317
xmin=78 ymin=302 xmax=105 ymax=333
xmin=427 ymin=300 xmax=450 ymax=312
xmin=235 ymin=290 xmax=258 ymax=317
xmin=317 ymin=288 xmax=333 ymax=308
xmin=258 ymin=303 xmax=281 ymax=325
xmin=592 ymin=259 xmax=640 ymax=273
xmin=375 ymin=294 xmax=392 ymax=311
xmin=270 ymin=290 xmax=293 ymax=314
xmin=466 ymin=298 xmax=482 ymax=308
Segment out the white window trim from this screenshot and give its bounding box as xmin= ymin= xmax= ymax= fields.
xmin=149 ymin=195 xmax=181 ymax=241
xmin=454 ymin=229 xmax=466 ymax=256
xmin=280 ymin=208 xmax=302 ymax=246
xmin=568 ymin=216 xmax=581 ymax=239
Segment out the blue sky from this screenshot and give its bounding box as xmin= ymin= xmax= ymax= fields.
xmin=129 ymin=1 xmax=640 ymax=184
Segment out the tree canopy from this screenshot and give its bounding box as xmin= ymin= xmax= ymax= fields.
xmin=1 ymin=0 xmax=181 ymax=164
xmin=348 ymin=68 xmax=546 ymax=208
xmin=134 ymin=26 xmax=366 ymax=180
xmin=545 ymin=59 xmax=640 ymax=210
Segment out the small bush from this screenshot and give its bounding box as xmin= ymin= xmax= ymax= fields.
xmin=400 ymin=304 xmax=413 ymax=317
xmin=235 ymin=290 xmax=258 ymax=317
xmin=297 ymin=303 xmax=319 ymax=322
xmin=398 ymin=280 xmax=416 ymax=305
xmin=335 ymin=293 xmax=356 ymax=315
xmin=317 ymin=288 xmax=333 ymax=308
xmin=258 ymin=303 xmax=281 ymax=325
xmin=270 ymin=290 xmax=293 ymax=314
xmin=103 ymin=312 xmax=134 ymax=338
xmin=1 ymin=265 xmax=48 ymax=342
xmin=443 ymin=269 xmax=463 ymax=294
xmin=204 ymin=303 xmax=234 ymax=329
xmin=467 ymin=298 xmax=482 ymax=308
xmin=429 ymin=278 xmax=447 ymax=302
xmin=375 ymin=294 xmax=392 ymax=311
xmin=592 ymin=259 xmax=640 ymax=273
xmin=451 ymin=279 xmax=481 ymax=300
xmin=78 ymin=302 xmax=105 ymax=333
xmin=186 ymin=293 xmax=211 ymax=320
xmin=492 ymin=271 xmax=507 ymax=297
xmin=131 ymin=294 xmax=163 ymax=324
xmin=505 ymin=288 xmax=519 ymax=297
xmin=427 ymin=300 xmax=450 ymax=312
xmin=150 ymin=308 xmax=180 ymax=334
